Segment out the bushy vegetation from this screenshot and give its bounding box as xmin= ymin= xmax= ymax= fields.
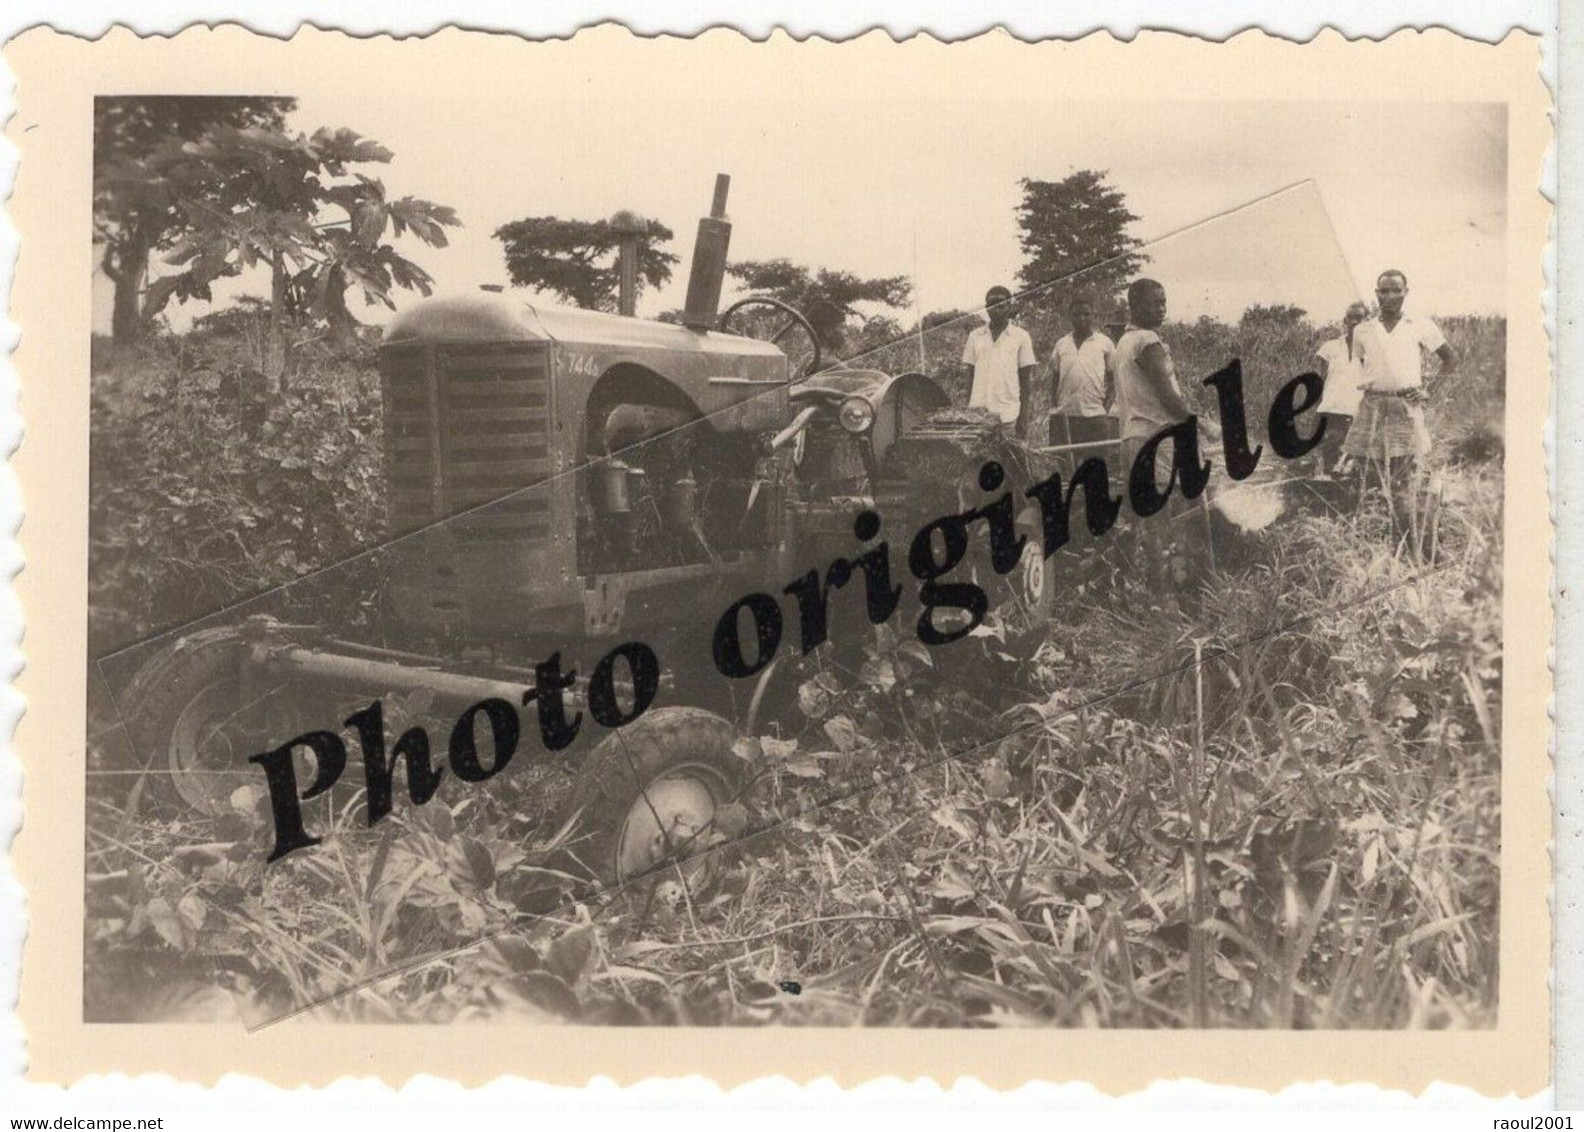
xmin=88 ymin=316 xmax=385 ymax=655
xmin=85 ymin=306 xmax=1506 ymax=1029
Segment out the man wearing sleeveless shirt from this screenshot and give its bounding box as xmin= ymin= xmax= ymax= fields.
xmin=1113 ymin=278 xmax=1220 ymax=591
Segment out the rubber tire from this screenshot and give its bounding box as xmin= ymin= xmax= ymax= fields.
xmin=119 ymin=626 xmax=331 ymax=817
xmin=564 ymin=706 xmax=746 ymax=887
xmin=995 ymin=539 xmax=1052 ymax=626
xmin=116 ymin=626 xmax=251 ymax=816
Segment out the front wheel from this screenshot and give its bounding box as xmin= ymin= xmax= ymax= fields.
xmin=563 ymin=707 xmax=746 ymax=886
xmin=1013 ymin=538 xmax=1056 ymax=621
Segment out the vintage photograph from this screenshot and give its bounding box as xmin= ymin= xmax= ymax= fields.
xmin=0 ymin=22 xmax=1550 ymax=1093
xmin=79 ymin=80 xmax=1512 ymax=1034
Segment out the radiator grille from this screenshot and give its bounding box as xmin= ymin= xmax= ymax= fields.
xmin=380 ymin=342 xmax=554 ymax=543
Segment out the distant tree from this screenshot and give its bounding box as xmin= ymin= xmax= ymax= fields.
xmin=920 ymin=308 xmax=973 ymax=331
xmin=1239 ymin=303 xmax=1309 ymax=333
xmin=93 ymin=96 xmax=294 ymax=343
xmin=725 ymin=258 xmax=912 ymax=356
xmin=493 ymin=216 xmax=678 ymax=311
xmin=158 ymin=125 xmax=460 ymax=378
xmin=1014 ymin=171 xmax=1147 ymax=318
xmin=726 ymin=259 xmax=911 ymax=315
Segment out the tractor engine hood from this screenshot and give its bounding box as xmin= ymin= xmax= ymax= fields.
xmin=384 ymin=293 xmax=784 ymax=363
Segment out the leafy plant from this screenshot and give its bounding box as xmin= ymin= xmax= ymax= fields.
xmin=93 ymin=96 xmax=296 ymax=343
xmin=157 ymin=125 xmax=460 ymax=377
xmin=88 ymin=326 xmax=385 ymax=653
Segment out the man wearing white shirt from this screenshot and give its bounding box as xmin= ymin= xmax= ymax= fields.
xmin=960 ymin=285 xmax=1036 ymax=434
xmin=1343 ymin=270 xmax=1457 ymax=540
xmin=1343 ymin=270 xmax=1456 ymax=467
xmin=1312 ymin=301 xmax=1369 ymax=476
xmin=1048 ymin=295 xmax=1117 ymax=449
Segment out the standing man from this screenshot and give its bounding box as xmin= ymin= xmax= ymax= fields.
xmin=961 ymin=285 xmax=1037 ymax=435
xmin=1113 ymin=278 xmax=1219 ymax=590
xmin=1343 ymin=270 xmax=1457 ymax=523
xmin=1049 ymin=295 xmax=1117 ymax=450
xmin=1113 ymin=278 xmax=1216 ymax=460
xmin=1312 ymin=300 xmax=1370 ymax=477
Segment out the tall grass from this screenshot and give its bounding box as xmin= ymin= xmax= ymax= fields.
xmin=83 ymin=311 xmax=1507 ymax=1027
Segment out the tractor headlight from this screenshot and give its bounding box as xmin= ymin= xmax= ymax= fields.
xmin=839 ymin=395 xmax=875 ymax=434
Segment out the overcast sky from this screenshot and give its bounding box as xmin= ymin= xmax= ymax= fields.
xmin=94 ymin=95 xmax=1507 ymax=333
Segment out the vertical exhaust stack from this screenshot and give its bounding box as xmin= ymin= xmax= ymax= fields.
xmin=682 ymin=173 xmax=732 ymax=331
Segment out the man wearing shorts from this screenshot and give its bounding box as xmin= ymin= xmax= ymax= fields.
xmin=1343 ymin=270 xmax=1457 ymax=528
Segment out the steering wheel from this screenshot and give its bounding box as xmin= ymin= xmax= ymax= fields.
xmin=717 ymin=295 xmax=822 ymax=379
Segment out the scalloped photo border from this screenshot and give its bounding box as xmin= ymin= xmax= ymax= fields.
xmin=0 ymin=21 xmax=1555 ymax=1092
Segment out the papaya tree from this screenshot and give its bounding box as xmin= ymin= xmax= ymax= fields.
xmin=93 ymin=96 xmax=294 ymax=343
xmin=158 ymin=125 xmax=459 ymax=381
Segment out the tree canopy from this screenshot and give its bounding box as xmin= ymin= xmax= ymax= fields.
xmin=164 ymin=125 xmax=459 ymax=342
xmin=725 ymin=258 xmax=912 ymax=355
xmin=493 ymin=216 xmax=679 ymax=311
xmin=93 ymin=96 xmax=295 ymax=342
xmin=94 ymin=98 xmax=459 ymax=357
xmin=726 ymin=258 xmax=911 ymax=315
xmin=1014 ymin=171 xmax=1147 ymax=318
xmin=1239 ymin=303 xmax=1310 ymax=332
